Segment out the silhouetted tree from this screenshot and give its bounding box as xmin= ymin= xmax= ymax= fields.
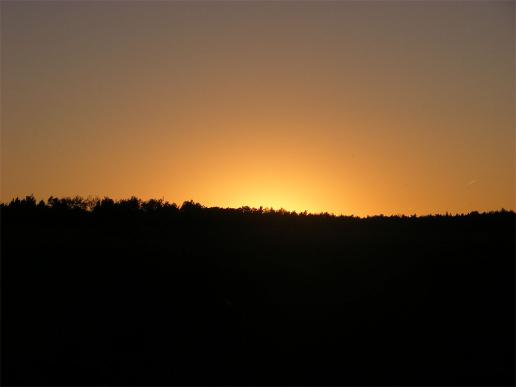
xmin=2 ymin=196 xmax=514 ymax=385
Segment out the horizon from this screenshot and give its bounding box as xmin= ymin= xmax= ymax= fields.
xmin=2 ymin=194 xmax=514 ymax=218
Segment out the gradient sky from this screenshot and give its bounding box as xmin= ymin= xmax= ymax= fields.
xmin=1 ymin=1 xmax=514 ymax=215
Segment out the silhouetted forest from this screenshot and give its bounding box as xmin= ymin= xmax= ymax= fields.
xmin=2 ymin=196 xmax=515 ymax=385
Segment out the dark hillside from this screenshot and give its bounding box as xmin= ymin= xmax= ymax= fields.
xmin=2 ymin=197 xmax=514 ymax=385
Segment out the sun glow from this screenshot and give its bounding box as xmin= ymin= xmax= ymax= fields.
xmin=2 ymin=1 xmax=514 ymax=215
xmin=227 ymin=191 xmax=321 ymax=214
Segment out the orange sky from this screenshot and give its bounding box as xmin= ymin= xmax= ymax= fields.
xmin=1 ymin=1 xmax=514 ymax=216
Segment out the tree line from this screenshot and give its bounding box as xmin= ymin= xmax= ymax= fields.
xmin=2 ymin=194 xmax=512 ymax=219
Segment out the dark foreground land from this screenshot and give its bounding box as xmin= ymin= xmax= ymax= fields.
xmin=1 ymin=197 xmax=515 ymax=386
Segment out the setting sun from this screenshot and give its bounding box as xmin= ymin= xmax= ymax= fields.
xmin=1 ymin=1 xmax=513 ymax=215
xmin=2 ymin=2 xmax=514 ymax=386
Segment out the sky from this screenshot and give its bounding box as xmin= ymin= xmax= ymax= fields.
xmin=1 ymin=1 xmax=514 ymax=216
